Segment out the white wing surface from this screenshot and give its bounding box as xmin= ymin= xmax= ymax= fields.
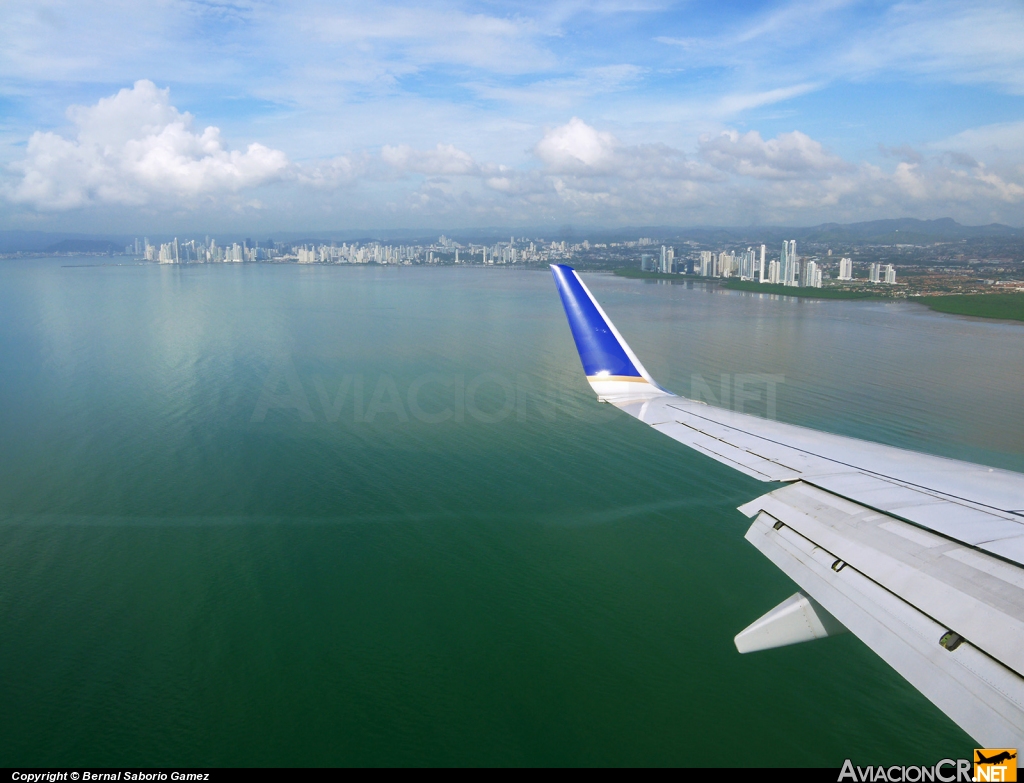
xmin=551 ymin=264 xmax=1024 ymax=747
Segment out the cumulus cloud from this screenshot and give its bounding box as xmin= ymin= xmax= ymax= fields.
xmin=5 ymin=80 xmax=290 ymax=210
xmin=296 ymin=156 xmax=357 ymax=188
xmin=533 ymin=118 xmax=711 ymax=183
xmin=7 ymin=93 xmax=1024 ymax=226
xmin=495 ymin=119 xmax=1024 ymax=224
xmin=535 ymin=117 xmax=617 ymax=171
xmin=698 ymin=129 xmax=848 ymax=179
xmin=381 ymin=143 xmax=479 ymax=176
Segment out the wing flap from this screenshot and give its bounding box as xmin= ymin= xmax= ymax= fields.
xmin=804 ymin=472 xmax=1024 ymax=547
xmin=741 ymin=482 xmax=1024 ymax=678
xmin=745 ymin=506 xmax=1024 ymax=746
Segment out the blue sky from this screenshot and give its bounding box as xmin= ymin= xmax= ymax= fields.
xmin=2 ymin=0 xmax=1023 ymax=232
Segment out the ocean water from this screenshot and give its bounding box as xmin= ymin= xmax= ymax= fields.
xmin=2 ymin=257 xmax=1022 ymax=766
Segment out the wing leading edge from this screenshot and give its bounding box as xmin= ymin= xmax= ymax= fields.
xmin=549 ymin=264 xmax=1024 ymax=748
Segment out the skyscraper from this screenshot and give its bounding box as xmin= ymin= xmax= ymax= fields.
xmin=803 ymin=260 xmax=821 ymax=288
xmin=699 ymin=251 xmax=713 ymax=277
xmin=784 ymin=240 xmax=797 ymax=286
xmin=799 ymin=256 xmax=817 ymax=287
xmin=838 ymin=257 xmax=853 ymax=281
xmin=758 ymin=244 xmax=766 ymax=283
xmin=718 ymin=251 xmax=736 ymax=278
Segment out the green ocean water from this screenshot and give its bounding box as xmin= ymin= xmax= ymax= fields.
xmin=2 ymin=258 xmax=1023 ymax=767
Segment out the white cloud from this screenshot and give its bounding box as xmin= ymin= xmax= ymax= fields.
xmin=5 ymin=87 xmax=1024 ymax=227
xmin=931 ymin=120 xmax=1024 ymax=158
xmin=382 ymin=143 xmax=479 ymax=176
xmin=654 ymin=0 xmax=1024 ymax=116
xmin=495 ymin=120 xmax=1024 ymax=225
xmin=303 ymin=6 xmax=555 ymax=75
xmin=296 ymin=156 xmax=357 ymax=188
xmin=698 ymin=129 xmax=848 ymax=179
xmin=842 ymin=0 xmax=1024 ymax=93
xmin=368 ymin=120 xmax=1024 ymax=226
xmin=712 ymin=83 xmax=821 ymax=115
xmin=5 ymin=80 xmax=290 ymax=210
xmin=535 ymin=117 xmax=618 ymax=171
xmin=467 ymin=64 xmax=647 ymax=109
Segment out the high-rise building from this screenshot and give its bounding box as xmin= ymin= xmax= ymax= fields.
xmin=803 ymin=260 xmax=821 ymax=288
xmin=780 ymin=241 xmax=793 ymax=285
xmin=699 ymin=251 xmax=713 ymax=277
xmin=838 ymin=257 xmax=853 ymax=280
xmin=782 ymin=240 xmax=797 ymax=286
xmin=739 ymin=248 xmax=752 ymax=279
xmin=883 ymin=264 xmax=896 ymax=284
xmin=758 ymin=245 xmax=766 ymax=283
xmin=799 ymin=257 xmax=818 ymax=287
xmin=718 ymin=251 xmax=736 ymax=278
xmin=768 ymin=259 xmax=780 ymax=284
xmin=869 ymin=262 xmax=881 ymax=283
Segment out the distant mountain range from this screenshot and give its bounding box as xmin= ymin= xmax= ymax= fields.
xmin=0 ymin=231 xmax=129 ymax=253
xmin=0 ymin=218 xmax=1020 ymax=253
xmin=614 ymin=218 xmax=1022 ymax=245
xmin=786 ymin=218 xmax=1020 ymax=244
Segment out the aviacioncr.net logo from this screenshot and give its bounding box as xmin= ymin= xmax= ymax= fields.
xmin=974 ymin=749 xmax=1017 ymax=782
xmin=839 ymin=759 xmax=973 ymax=782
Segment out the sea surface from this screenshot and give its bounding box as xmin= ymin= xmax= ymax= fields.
xmin=2 ymin=257 xmax=1023 ymax=767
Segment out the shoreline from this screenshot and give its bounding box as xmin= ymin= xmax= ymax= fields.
xmin=611 ymin=268 xmax=1024 ymax=322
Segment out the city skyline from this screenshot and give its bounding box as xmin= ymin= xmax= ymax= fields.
xmin=2 ymin=1 xmax=1023 ymax=233
xmin=111 ymin=232 xmax=905 ymax=292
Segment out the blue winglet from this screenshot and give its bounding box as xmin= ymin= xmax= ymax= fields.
xmin=550 ymin=264 xmax=645 ymax=379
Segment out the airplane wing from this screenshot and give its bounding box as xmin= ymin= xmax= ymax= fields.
xmin=550 ymin=264 xmax=1024 ymax=748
